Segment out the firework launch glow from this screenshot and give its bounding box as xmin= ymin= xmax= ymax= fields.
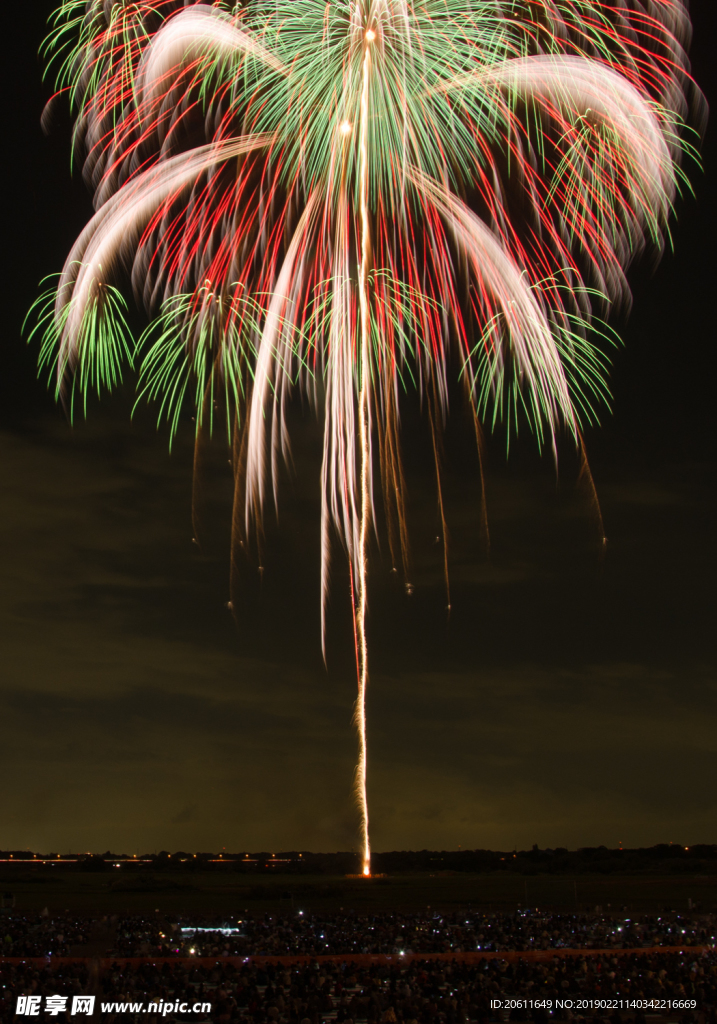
xmin=30 ymin=0 xmax=704 ymax=875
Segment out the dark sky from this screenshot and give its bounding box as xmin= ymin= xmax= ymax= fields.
xmin=2 ymin=2 xmax=715 ymax=855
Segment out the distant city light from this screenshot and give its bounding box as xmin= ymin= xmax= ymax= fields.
xmin=180 ymin=927 xmax=243 ymax=937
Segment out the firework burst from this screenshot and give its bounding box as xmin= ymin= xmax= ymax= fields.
xmin=31 ymin=0 xmax=703 ymax=874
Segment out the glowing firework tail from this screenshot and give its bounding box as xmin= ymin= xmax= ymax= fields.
xmin=356 ymin=33 xmax=373 ymax=877
xmin=30 ymin=0 xmax=704 ymax=876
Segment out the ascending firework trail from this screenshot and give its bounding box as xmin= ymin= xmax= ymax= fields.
xmin=30 ymin=0 xmax=703 ymax=875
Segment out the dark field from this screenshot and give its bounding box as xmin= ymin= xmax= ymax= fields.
xmin=1 ymin=870 xmax=715 ymax=916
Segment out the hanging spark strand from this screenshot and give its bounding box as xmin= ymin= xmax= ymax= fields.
xmin=355 ymin=26 xmax=374 ymax=878
xmin=30 ymin=0 xmax=704 ymax=863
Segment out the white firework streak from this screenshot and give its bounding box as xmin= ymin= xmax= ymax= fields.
xmin=55 ymin=134 xmax=274 ymax=377
xmin=244 ymin=193 xmax=320 ymax=526
xmin=412 ymin=167 xmax=575 ymax=438
xmin=439 ymin=55 xmax=677 ymax=245
xmin=137 ymin=3 xmax=287 ymax=108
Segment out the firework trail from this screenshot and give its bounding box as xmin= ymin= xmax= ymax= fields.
xmin=31 ymin=0 xmax=703 ymax=875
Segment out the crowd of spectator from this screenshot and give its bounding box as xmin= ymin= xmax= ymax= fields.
xmin=0 ymin=913 xmax=90 ymax=957
xmin=2 ymin=910 xmax=716 ymax=1022
xmin=106 ymin=911 xmax=716 ymax=958
xmin=1 ymin=948 xmax=716 ymax=1023
xmin=1 ymin=908 xmax=714 ymax=959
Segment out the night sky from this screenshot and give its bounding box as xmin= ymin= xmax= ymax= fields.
xmin=2 ymin=2 xmax=715 ymax=855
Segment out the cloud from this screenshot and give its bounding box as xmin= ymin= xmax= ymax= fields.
xmin=364 ymin=660 xmax=717 ymax=849
xmin=0 ymin=408 xmax=714 ymax=852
